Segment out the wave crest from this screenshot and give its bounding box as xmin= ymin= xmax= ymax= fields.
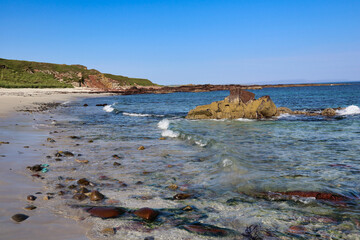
xmin=103 ymin=105 xmax=114 ymax=112
xmin=336 ymin=105 xmax=360 ymax=116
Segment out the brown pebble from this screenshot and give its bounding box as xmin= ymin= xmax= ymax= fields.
xmin=182 ymin=205 xmax=193 ymax=211
xmin=24 ymin=205 xmax=37 ymax=210
xmin=73 ymin=193 xmax=88 ymax=201
xmin=43 ymin=196 xmax=52 ymax=200
xmin=90 ymin=190 xmax=105 ymax=201
xmin=75 ymin=159 xmax=89 ymax=164
xmin=138 ymin=146 xmax=145 ymax=150
xmin=133 ymin=207 xmax=159 ymax=221
xmin=159 ymin=137 xmax=166 ymax=140
xmin=27 ymin=195 xmax=37 ymax=201
xmin=77 ymin=178 xmax=90 ymax=186
xmin=11 ymin=214 xmax=29 ymax=222
xmin=87 ymin=207 xmax=125 ymax=219
xmin=113 ymin=162 xmax=121 ymax=166
xmin=168 ymin=184 xmax=178 ymax=190
xmin=173 ymin=193 xmax=191 ymax=200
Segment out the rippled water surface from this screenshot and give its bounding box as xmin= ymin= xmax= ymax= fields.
xmin=41 ymin=83 xmax=360 ymax=239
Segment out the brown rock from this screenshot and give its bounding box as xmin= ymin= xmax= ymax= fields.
xmin=73 ymin=193 xmax=88 ymax=201
xmin=276 ymin=107 xmax=294 ymax=115
xmin=77 ymin=178 xmax=90 ymax=186
xmin=228 ymin=88 xmax=255 ymax=104
xmin=24 ymin=205 xmax=36 ymax=210
xmin=11 ymin=214 xmax=29 ymax=223
xmin=168 ymin=184 xmax=178 ymax=190
xmin=75 ymin=159 xmax=89 ymax=164
xmin=87 ymin=207 xmax=125 ymax=219
xmin=321 ymin=108 xmax=336 ymax=116
xmin=138 ymin=146 xmax=145 ymax=150
xmin=133 ymin=207 xmax=159 ymax=221
xmin=288 ymin=225 xmax=306 ymax=234
xmin=113 ymin=162 xmax=121 ymax=166
xmin=90 ymin=190 xmax=105 ymax=201
xmin=27 ymin=195 xmax=37 ymax=201
xmin=173 ymin=193 xmax=191 ymax=200
xmin=159 ymin=137 xmax=166 ymax=140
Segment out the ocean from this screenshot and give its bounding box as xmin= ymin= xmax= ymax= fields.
xmin=35 ymin=82 xmax=360 ymax=239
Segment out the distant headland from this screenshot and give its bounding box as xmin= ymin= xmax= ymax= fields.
xmin=0 ymin=58 xmax=344 ymax=95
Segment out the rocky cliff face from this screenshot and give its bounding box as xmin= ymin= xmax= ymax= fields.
xmin=186 ymin=89 xmax=277 ymax=119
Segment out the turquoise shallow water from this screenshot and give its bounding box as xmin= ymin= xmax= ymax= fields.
xmin=47 ymin=83 xmax=360 ymax=239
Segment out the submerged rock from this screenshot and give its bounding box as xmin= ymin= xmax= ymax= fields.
xmin=24 ymin=205 xmax=36 ymax=210
xmin=138 ymin=146 xmax=145 ymax=150
xmin=11 ymin=214 xmax=29 ymax=223
xmin=77 ymin=178 xmax=90 ymax=186
xmin=186 ymin=89 xmax=277 ymax=119
xmin=133 ymin=207 xmax=159 ymax=221
xmin=181 ymin=223 xmax=231 ymax=237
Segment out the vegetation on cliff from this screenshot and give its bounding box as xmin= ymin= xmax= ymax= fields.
xmin=0 ymin=58 xmax=155 ymax=88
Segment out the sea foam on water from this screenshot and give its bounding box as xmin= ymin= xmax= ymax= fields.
xmin=336 ymin=105 xmax=360 ymax=115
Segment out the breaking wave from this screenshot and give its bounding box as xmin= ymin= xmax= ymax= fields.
xmin=336 ymin=105 xmax=360 ymax=116
xmin=157 ymin=119 xmax=179 ymax=138
xmin=103 ymin=105 xmax=114 ymax=112
xmin=123 ymin=112 xmax=164 ymax=117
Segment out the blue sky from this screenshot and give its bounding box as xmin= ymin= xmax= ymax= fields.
xmin=1 ymin=0 xmax=359 ymax=85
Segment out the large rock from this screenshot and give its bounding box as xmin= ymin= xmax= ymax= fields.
xmin=186 ymin=89 xmax=277 ymax=120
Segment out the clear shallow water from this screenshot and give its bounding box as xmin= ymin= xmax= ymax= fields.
xmin=41 ymin=83 xmax=360 ymax=239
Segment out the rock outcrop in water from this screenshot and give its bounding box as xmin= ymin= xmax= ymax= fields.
xmin=186 ymin=88 xmax=277 ymax=119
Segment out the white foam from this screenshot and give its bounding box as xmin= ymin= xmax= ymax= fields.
xmin=158 ymin=119 xmax=170 ymax=130
xmin=195 ymin=141 xmax=207 ymax=147
xmin=123 ymin=112 xmax=151 ymax=117
xmin=161 ymin=129 xmax=180 ymax=138
xmin=222 ymin=159 xmax=233 ymax=167
xmin=103 ymin=105 xmax=114 ymax=112
xmin=336 ymin=105 xmax=360 ymax=115
xmin=235 ymin=118 xmax=255 ymax=122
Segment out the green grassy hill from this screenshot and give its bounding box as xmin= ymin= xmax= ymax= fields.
xmin=0 ymin=58 xmax=156 ymax=88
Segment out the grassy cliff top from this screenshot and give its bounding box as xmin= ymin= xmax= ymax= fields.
xmin=0 ymin=58 xmax=155 ymax=88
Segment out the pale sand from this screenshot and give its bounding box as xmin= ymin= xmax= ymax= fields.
xmin=0 ymin=88 xmax=111 ymax=239
xmin=0 ymin=88 xmax=110 ymax=117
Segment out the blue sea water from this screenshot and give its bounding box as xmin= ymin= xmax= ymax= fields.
xmin=50 ymin=82 xmax=360 ymax=239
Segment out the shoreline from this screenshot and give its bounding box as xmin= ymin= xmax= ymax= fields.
xmin=0 ymin=88 xmax=111 ymax=118
xmin=0 ymin=90 xmax=110 ymax=240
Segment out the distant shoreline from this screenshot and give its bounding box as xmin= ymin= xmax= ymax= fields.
xmin=103 ymin=82 xmax=347 ymax=95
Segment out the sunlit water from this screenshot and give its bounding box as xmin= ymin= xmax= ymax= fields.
xmin=37 ymin=83 xmax=360 ymax=239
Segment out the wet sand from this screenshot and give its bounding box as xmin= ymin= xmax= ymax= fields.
xmin=0 ymin=89 xmax=110 ymax=240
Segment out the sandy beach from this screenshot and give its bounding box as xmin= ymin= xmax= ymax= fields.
xmin=0 ymin=88 xmax=110 ymax=117
xmin=0 ymin=88 xmax=110 ymax=240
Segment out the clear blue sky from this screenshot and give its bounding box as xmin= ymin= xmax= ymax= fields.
xmin=1 ymin=0 xmax=359 ymax=85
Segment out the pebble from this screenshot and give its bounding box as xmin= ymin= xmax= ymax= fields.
xmin=83 ymin=104 xmax=88 ymax=107
xmin=133 ymin=207 xmax=159 ymax=222
xmin=55 ymin=183 xmax=65 ymax=189
xmin=27 ymin=164 xmax=43 ymax=172
xmin=112 ymin=154 xmax=122 ymax=159
xmin=11 ymin=214 xmax=29 ymax=223
xmin=27 ymin=195 xmax=37 ymax=201
xmin=43 ymin=196 xmax=52 ymax=200
xmin=75 ymin=159 xmax=89 ymax=164
xmin=47 ymin=138 xmax=56 ymax=143
xmin=182 ymin=205 xmax=193 ymax=211
xmin=168 ymin=184 xmax=178 ymax=190
xmin=113 ymin=162 xmax=121 ymax=166
xmin=90 ymin=190 xmax=105 ymax=201
xmin=87 ymin=207 xmax=125 ymax=219
xmin=24 ymin=205 xmax=37 ymax=210
xmin=77 ymin=178 xmax=90 ymax=186
xmin=55 ymin=158 xmax=62 ymax=161
xmin=173 ymin=193 xmax=191 ymax=200
xmin=138 ymin=146 xmax=145 ymax=150
xmin=73 ymin=193 xmax=88 ymax=201
xmin=159 ymin=137 xmax=166 ymax=140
